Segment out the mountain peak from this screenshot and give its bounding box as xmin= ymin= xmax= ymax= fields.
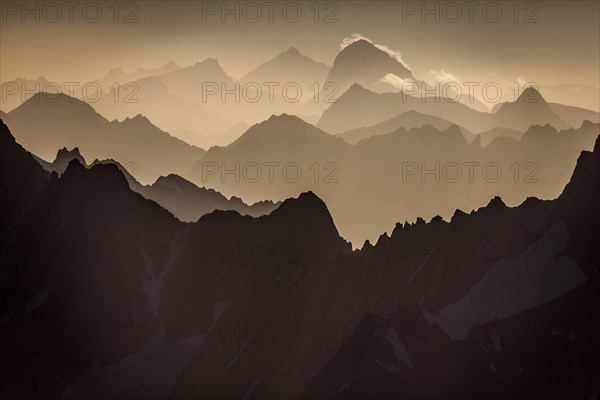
xmin=227 ymin=114 xmax=336 ymax=149
xmin=347 ymin=83 xmax=371 ymax=94
xmin=196 ymin=58 xmax=220 ymax=68
xmin=9 ymin=92 xmax=98 ymax=117
xmin=283 ymin=46 xmax=301 ymax=56
xmin=163 ymin=61 xmax=180 ymax=69
xmin=270 ymin=191 xmax=348 ymax=247
xmin=515 ymin=86 xmax=546 ymax=104
xmin=343 ymin=39 xmax=374 ymax=51
xmin=107 ymin=67 xmax=126 ymax=75
xmin=325 ymin=35 xmax=413 ymax=94
xmin=54 ymin=147 xmax=84 ymax=164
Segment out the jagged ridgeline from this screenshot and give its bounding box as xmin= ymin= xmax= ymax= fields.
xmin=1 ymin=117 xmax=598 ymax=398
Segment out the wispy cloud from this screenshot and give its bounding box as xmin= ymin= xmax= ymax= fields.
xmin=429 ymin=69 xmax=460 ymax=83
xmin=340 ymin=33 xmax=410 ymax=70
xmin=380 ymin=73 xmax=414 ymax=90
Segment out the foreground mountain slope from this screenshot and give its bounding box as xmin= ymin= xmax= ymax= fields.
xmin=303 ymin=136 xmax=600 ymax=399
xmin=0 ymin=120 xmax=598 ymax=399
xmin=36 ymin=146 xmax=280 ymax=222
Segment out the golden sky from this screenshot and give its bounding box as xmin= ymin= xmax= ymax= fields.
xmin=1 ymin=1 xmax=599 ymax=89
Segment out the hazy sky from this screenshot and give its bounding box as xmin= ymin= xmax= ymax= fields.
xmin=1 ymin=0 xmax=599 ymax=89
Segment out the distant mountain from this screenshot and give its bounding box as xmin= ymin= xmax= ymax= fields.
xmin=298 ymin=38 xmax=425 ymax=123
xmin=494 ymin=87 xmax=570 ymax=130
xmin=317 ymin=83 xmax=490 ymax=133
xmin=187 ymin=112 xmax=598 ymax=245
xmin=540 ymin=83 xmax=600 ymax=112
xmin=240 ymin=47 xmax=329 ymax=101
xmin=3 ymin=92 xmax=205 ymax=183
xmin=477 ymin=126 xmax=524 ymax=147
xmin=93 ymin=61 xmax=181 ymax=91
xmin=157 ymin=58 xmax=236 ymax=105
xmin=324 ymin=39 xmax=414 ymax=94
xmin=454 ymin=93 xmax=491 ymax=113
xmin=93 ymin=75 xmax=235 ymax=135
xmin=158 ymin=58 xmax=304 ymax=125
xmin=337 ymin=110 xmax=474 ymax=144
xmin=1 ymin=118 xmax=598 ymax=399
xmin=548 ymin=102 xmax=600 ymax=126
xmin=318 ymin=85 xmax=576 ymax=134
xmin=198 ymin=113 xmax=348 ymax=162
xmin=173 ymin=121 xmax=249 ymax=149
xmin=0 ymin=76 xmax=50 ymax=112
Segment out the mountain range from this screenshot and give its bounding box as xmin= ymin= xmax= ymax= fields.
xmin=2 ymin=93 xmax=205 ymax=184
xmin=1 ymin=117 xmax=598 ymax=399
xmin=37 ymin=146 xmax=280 ymax=222
xmin=185 ymin=108 xmax=599 ymax=245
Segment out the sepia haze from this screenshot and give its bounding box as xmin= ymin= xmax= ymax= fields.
xmin=1 ymin=2 xmax=599 ymax=398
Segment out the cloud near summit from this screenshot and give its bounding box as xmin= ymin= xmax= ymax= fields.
xmin=340 ymin=33 xmax=411 ymax=70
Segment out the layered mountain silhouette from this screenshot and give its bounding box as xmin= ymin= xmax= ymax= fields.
xmin=0 ymin=76 xmax=50 ymax=112
xmin=539 ymin=83 xmax=600 ymax=112
xmin=318 ymin=85 xmax=596 ymax=134
xmin=325 ymin=39 xmax=414 ymax=94
xmin=93 ymin=61 xmax=181 ymax=92
xmin=303 ymin=135 xmax=600 ymax=399
xmin=1 ymin=117 xmax=597 ymax=399
xmin=186 ymin=112 xmax=598 ymax=245
xmin=2 ymin=28 xmax=599 ymax=400
xmin=240 ymin=47 xmax=330 ymax=102
xmin=337 ymin=110 xmax=474 ymax=144
xmin=36 ymin=146 xmax=280 ymax=222
xmin=93 ymin=75 xmax=235 ymax=135
xmin=2 ymin=93 xmax=205 ymax=184
xmin=493 ymin=87 xmax=570 ymax=130
xmin=173 ymin=121 xmax=249 ymax=149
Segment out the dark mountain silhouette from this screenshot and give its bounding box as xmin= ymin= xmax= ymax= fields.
xmin=42 ymin=147 xmax=87 ymax=175
xmin=240 ymin=47 xmax=329 ymax=101
xmin=0 ymin=118 xmax=598 ymax=399
xmin=3 ymin=93 xmax=205 ymax=184
xmin=136 ymin=174 xmax=280 ymax=221
xmin=337 ymin=110 xmax=474 ymax=144
xmin=36 ymin=146 xmax=279 ymax=222
xmin=186 ymin=113 xmax=598 ymax=245
xmin=303 ymin=135 xmax=600 ymax=399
